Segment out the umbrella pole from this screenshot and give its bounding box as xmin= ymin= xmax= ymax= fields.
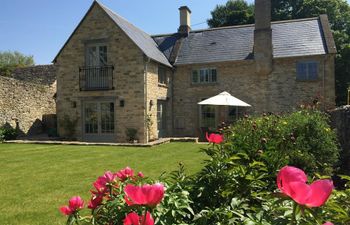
xmin=236 ymin=106 xmax=238 ymax=120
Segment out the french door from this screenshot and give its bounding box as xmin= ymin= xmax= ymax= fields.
xmin=157 ymin=100 xmax=167 ymax=138
xmin=86 ymin=44 xmax=107 ymax=67
xmin=85 ymin=44 xmax=109 ymax=90
xmin=83 ymin=101 xmax=115 ymax=142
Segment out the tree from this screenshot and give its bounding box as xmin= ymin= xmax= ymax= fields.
xmin=208 ymin=0 xmax=350 ymax=105
xmin=207 ymin=0 xmax=254 ymax=27
xmin=0 ymin=51 xmax=35 ymax=76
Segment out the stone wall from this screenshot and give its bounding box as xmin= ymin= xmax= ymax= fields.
xmin=8 ymin=65 xmax=56 ymax=85
xmin=330 ymin=106 xmax=350 ymax=173
xmin=173 ymin=55 xmax=335 ymax=137
xmin=0 ymin=65 xmax=56 ymax=134
xmin=146 ymin=61 xmax=172 ymax=140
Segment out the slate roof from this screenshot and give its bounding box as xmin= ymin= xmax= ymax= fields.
xmin=98 ymin=3 xmax=172 ymax=67
xmin=153 ymin=18 xmax=329 ymax=65
xmin=54 ymin=1 xmax=333 ymax=67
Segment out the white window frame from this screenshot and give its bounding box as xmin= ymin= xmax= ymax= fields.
xmin=85 ymin=43 xmax=108 ymax=67
xmin=192 ymin=68 xmax=217 ymax=84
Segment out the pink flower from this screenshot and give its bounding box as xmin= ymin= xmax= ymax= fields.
xmin=116 ymin=167 xmax=134 ymax=181
xmin=206 ymin=132 xmax=224 ymax=144
xmin=124 ymin=183 xmax=165 ymax=207
xmin=60 ymin=206 xmax=73 ymax=215
xmin=92 ymin=171 xmax=118 ymax=193
xmin=323 ymin=222 xmax=334 ymax=225
xmin=59 ymin=196 xmax=84 ymax=216
xmin=277 ymin=166 xmax=333 ymax=207
xmin=104 ymin=171 xmax=117 ymax=183
xmin=138 ymin=172 xmax=144 ymax=178
xmin=123 ymin=211 xmax=154 ymax=225
xmin=93 ymin=176 xmax=108 ymax=192
xmin=88 ymin=195 xmax=103 ymax=209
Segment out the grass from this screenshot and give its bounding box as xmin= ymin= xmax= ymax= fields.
xmin=0 ymin=142 xmax=207 ymax=225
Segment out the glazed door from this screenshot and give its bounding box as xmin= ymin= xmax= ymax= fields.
xmin=83 ymin=101 xmax=115 ymax=142
xmin=157 ymin=100 xmax=167 ymax=138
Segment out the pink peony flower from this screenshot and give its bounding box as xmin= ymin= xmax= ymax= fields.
xmin=92 ymin=171 xmax=118 ymax=193
xmin=206 ymin=132 xmax=224 ymax=144
xmin=123 ymin=211 xmax=154 ymax=225
xmin=323 ymin=222 xmax=334 ymax=225
xmin=88 ymin=195 xmax=103 ymax=209
xmin=116 ymin=167 xmax=134 ymax=181
xmin=124 ymin=183 xmax=165 ymax=207
xmin=138 ymin=172 xmax=144 ymax=178
xmin=93 ymin=176 xmax=108 ymax=192
xmin=59 ymin=196 xmax=84 ymax=216
xmin=277 ymin=166 xmax=333 ymax=207
xmin=59 ymin=206 xmax=73 ymax=215
xmin=104 ymin=171 xmax=117 ymax=183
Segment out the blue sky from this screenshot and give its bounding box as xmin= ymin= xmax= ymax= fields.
xmin=0 ymin=0 xmax=255 ymax=65
xmin=0 ymin=0 xmax=346 ymax=65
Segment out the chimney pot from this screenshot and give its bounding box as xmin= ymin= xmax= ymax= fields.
xmin=178 ymin=6 xmax=191 ymax=35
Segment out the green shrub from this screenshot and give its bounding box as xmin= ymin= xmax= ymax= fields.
xmin=125 ymin=128 xmax=138 ymax=142
xmin=0 ymin=126 xmax=17 ymax=141
xmin=187 ymin=109 xmax=342 ymax=224
xmin=188 ymin=143 xmax=272 ymax=223
xmin=226 ymin=109 xmax=339 ymax=176
xmin=0 ymin=130 xmax=4 ymax=142
xmin=47 ymin=128 xmax=58 ymax=137
xmin=60 ymin=166 xmax=194 ymax=225
xmin=61 ymin=115 xmax=78 ymax=138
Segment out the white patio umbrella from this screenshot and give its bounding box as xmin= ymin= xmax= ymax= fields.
xmin=198 ymin=91 xmax=251 ymax=107
xmin=198 ymin=91 xmax=251 ymax=121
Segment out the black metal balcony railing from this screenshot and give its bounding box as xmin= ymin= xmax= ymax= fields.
xmin=79 ymin=66 xmax=114 ymax=91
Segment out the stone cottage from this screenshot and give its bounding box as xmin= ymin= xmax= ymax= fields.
xmin=53 ymin=0 xmax=336 ymax=143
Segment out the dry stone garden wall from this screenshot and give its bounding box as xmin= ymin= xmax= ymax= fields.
xmin=330 ymin=105 xmax=350 ymax=174
xmin=0 ymin=65 xmax=56 ymax=135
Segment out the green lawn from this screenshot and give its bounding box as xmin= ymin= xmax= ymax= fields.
xmin=0 ymin=143 xmax=207 ymax=225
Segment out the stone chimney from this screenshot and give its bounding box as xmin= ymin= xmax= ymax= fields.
xmin=254 ymin=0 xmax=273 ymax=75
xmin=178 ymin=6 xmax=191 ymax=35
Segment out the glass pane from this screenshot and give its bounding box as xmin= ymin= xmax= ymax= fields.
xmin=158 ymin=67 xmax=166 ymax=84
xmin=192 ymin=70 xmax=198 ymax=83
xmin=101 ymin=102 xmax=114 ymax=134
xmin=87 ymin=46 xmax=98 ymax=67
xmin=157 ymin=102 xmax=167 ymax=131
xmin=157 ymin=103 xmax=163 ymax=129
xmin=211 ymin=69 xmax=217 ymax=82
xmin=228 ymin=106 xmax=237 ymax=122
xmin=296 ymin=63 xmax=307 ymax=80
xmin=200 ymin=70 xmax=205 ymax=82
xmin=99 ymin=46 xmax=107 ymax=65
xmin=205 ymin=69 xmax=209 ymax=82
xmin=85 ymin=103 xmax=98 ymax=134
xmin=201 ymin=105 xmax=216 ymax=128
xmin=308 ymin=63 xmax=318 ymax=80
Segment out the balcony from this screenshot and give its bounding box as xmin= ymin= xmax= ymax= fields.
xmin=79 ymin=66 xmax=114 ymax=91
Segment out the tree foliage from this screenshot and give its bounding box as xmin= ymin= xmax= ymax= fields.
xmin=208 ymin=0 xmax=350 ymax=105
xmin=0 ymin=51 xmax=35 ymax=76
xmin=207 ymin=0 xmax=254 ymax=27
